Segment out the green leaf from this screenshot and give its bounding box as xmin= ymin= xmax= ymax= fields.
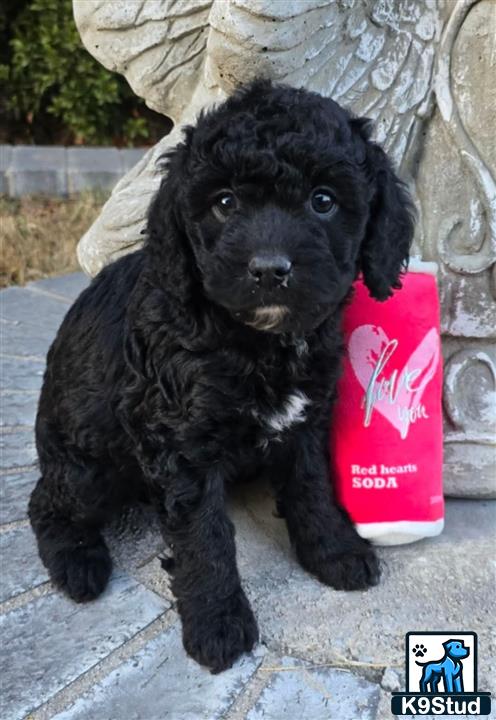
xmin=3 ymin=0 xmax=155 ymax=145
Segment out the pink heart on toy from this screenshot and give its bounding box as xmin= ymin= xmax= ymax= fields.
xmin=348 ymin=324 xmax=440 ymax=439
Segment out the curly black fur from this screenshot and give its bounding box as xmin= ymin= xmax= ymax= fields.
xmin=29 ymin=80 xmax=414 ymax=673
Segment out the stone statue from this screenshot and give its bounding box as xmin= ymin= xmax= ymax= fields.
xmin=73 ymin=0 xmax=495 ymax=498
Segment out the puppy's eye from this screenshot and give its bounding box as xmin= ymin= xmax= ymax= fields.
xmin=310 ymin=187 xmax=336 ymax=215
xmin=212 ymin=191 xmax=237 ymax=221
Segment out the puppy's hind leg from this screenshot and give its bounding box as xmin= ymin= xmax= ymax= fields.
xmin=28 ymin=463 xmax=112 ymax=603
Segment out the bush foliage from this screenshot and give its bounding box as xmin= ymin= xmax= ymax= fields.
xmin=0 ymin=0 xmax=168 ymax=146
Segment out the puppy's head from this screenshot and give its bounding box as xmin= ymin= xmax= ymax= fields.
xmin=147 ymin=80 xmax=414 ymax=334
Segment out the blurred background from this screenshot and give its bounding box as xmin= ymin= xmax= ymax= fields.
xmin=0 ymin=0 xmax=171 ymax=288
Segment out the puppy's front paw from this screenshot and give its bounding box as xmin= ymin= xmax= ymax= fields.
xmin=296 ymin=540 xmax=380 ymax=591
xmin=181 ymin=588 xmax=259 ymax=674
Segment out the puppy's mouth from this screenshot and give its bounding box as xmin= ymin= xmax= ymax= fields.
xmin=241 ymin=305 xmax=290 ymax=332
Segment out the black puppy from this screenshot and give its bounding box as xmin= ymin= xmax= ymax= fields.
xmin=29 ymin=80 xmax=413 ymax=673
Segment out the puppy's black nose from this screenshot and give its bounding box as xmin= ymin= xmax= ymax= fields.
xmin=248 ymin=255 xmax=292 ymax=288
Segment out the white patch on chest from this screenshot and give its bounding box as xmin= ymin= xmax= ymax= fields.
xmin=263 ymin=390 xmax=310 ymax=433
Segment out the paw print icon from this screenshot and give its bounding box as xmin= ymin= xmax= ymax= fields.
xmin=413 ymin=643 xmax=427 ymax=657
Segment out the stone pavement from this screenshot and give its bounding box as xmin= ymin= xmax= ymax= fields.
xmin=1 ymin=273 xmax=495 ymax=720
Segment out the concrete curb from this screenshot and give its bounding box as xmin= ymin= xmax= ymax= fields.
xmin=1 ymin=145 xmax=147 ymax=197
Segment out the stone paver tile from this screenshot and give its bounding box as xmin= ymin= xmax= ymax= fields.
xmin=0 ymin=286 xmax=68 ymax=330
xmin=28 ymin=272 xmax=90 ymax=302
xmin=245 ymin=496 xmax=496 ymax=667
xmin=1 ymin=391 xmax=38 ymax=427
xmin=247 ymin=658 xmax=380 ymax=720
xmin=1 ymin=356 xmax=45 ymax=392
xmin=375 ymin=688 xmax=396 ymax=720
xmin=52 ymin=623 xmax=265 ymax=720
xmin=228 ymin=493 xmax=293 ymax=587
xmin=231 ymin=481 xmax=290 ymax=555
xmin=0 ymin=575 xmax=168 ymax=720
xmin=1 ymin=320 xmax=53 ymax=359
xmin=132 ymin=556 xmax=174 ymax=604
xmin=0 ymin=429 xmax=37 ymax=470
xmin=0 ymin=524 xmax=47 ymax=602
xmin=0 ymin=469 xmax=38 ymax=523
xmin=104 ymin=503 xmax=165 ymax=571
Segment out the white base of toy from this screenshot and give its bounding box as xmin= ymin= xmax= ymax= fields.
xmin=355 ymin=518 xmax=445 ymax=546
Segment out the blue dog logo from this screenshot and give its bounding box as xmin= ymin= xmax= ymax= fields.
xmin=391 ymin=631 xmax=492 ymax=715
xmin=416 ymin=639 xmax=470 ymax=693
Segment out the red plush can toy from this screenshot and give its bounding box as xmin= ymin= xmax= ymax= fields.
xmin=330 ymin=259 xmax=444 ymax=545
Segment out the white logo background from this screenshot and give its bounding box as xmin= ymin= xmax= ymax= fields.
xmin=407 ymin=632 xmax=476 ymax=693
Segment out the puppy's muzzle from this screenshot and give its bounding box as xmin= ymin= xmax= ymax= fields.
xmin=248 ymin=254 xmax=292 ymax=290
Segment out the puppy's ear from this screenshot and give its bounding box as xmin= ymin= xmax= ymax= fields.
xmin=146 ymin=142 xmax=197 ymax=299
xmin=353 ymin=118 xmax=415 ymax=301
